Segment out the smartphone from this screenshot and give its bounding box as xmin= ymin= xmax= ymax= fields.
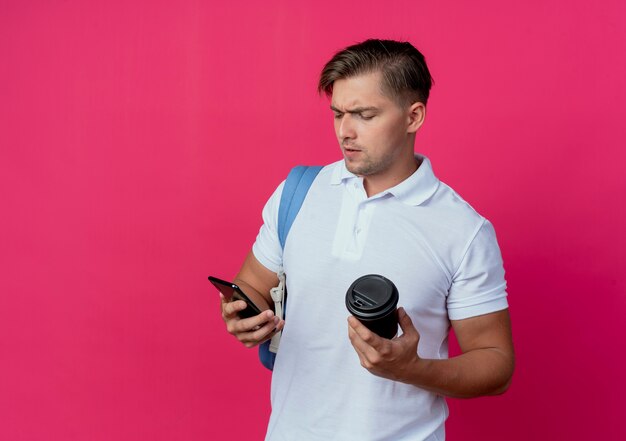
xmin=208 ymin=275 xmax=264 ymax=319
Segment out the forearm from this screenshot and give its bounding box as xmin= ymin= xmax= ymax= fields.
xmin=233 ymin=251 xmax=279 ymax=312
xmin=403 ymin=347 xmax=514 ymax=399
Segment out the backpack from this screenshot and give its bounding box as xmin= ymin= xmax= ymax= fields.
xmin=258 ymin=165 xmax=323 ymax=370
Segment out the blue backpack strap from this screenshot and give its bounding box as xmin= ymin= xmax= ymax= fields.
xmin=259 ymin=165 xmax=323 ymax=370
xmin=277 ymin=165 xmax=323 ymax=249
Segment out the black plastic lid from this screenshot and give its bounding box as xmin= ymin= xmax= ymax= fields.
xmin=346 ymin=274 xmax=399 ymax=319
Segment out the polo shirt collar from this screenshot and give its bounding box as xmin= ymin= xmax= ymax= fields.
xmin=330 ymin=154 xmax=440 ymax=206
xmin=330 ymin=158 xmax=359 ymax=185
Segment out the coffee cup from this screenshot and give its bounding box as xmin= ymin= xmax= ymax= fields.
xmin=346 ymin=274 xmax=399 ymax=339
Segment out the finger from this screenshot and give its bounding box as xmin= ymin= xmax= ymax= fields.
xmin=222 ymin=299 xmax=248 ymax=317
xmin=232 ymin=309 xmax=275 ymax=333
xmin=245 ymin=317 xmax=285 ymax=346
xmin=348 ymin=324 xmax=385 ymax=370
xmin=258 ymin=318 xmax=286 ymax=344
xmin=397 ymin=307 xmax=419 ymax=338
xmin=347 ymin=318 xmax=381 ymax=360
xmin=240 ymin=315 xmax=281 ymax=345
xmin=347 ymin=316 xmax=386 ymax=352
xmin=347 ymin=325 xmax=368 ymax=359
xmin=220 ymin=294 xmax=234 ymax=317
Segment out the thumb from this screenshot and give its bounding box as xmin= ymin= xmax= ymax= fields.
xmin=397 ymin=307 xmax=419 ymax=338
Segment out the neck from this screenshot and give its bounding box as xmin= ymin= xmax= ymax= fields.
xmin=363 ymin=155 xmax=420 ymax=197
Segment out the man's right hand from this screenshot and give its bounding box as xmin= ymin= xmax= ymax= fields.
xmin=220 ymin=294 xmax=285 ymax=348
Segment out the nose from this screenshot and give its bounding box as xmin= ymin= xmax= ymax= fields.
xmin=337 ymin=114 xmax=356 ymax=140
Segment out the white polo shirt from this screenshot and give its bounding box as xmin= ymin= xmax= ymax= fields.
xmin=253 ymin=154 xmax=508 ymax=441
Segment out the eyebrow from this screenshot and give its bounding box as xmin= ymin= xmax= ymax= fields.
xmin=330 ymin=105 xmax=379 ymax=114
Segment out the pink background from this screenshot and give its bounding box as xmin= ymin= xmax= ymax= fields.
xmin=1 ymin=1 xmax=625 ymax=439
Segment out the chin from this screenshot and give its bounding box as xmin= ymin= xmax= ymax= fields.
xmin=344 ymin=160 xmax=362 ymax=175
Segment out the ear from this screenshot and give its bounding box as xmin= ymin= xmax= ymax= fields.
xmin=406 ymin=102 xmax=426 ymax=134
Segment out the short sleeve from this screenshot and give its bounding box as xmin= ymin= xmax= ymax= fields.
xmin=447 ymin=219 xmax=508 ymax=320
xmin=252 ymin=181 xmax=285 ymax=274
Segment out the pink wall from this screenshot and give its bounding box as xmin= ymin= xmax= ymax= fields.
xmin=1 ymin=1 xmax=625 ymax=439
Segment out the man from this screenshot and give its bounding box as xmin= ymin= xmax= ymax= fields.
xmin=221 ymin=39 xmax=514 ymax=440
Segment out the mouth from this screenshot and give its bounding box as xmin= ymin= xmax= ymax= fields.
xmin=343 ymin=144 xmax=362 ymax=153
xmin=343 ymin=147 xmax=362 ymax=160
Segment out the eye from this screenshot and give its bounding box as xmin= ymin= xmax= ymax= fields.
xmin=333 ymin=112 xmax=343 ymax=119
xmin=359 ymin=114 xmax=375 ymax=120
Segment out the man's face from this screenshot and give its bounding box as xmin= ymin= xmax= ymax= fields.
xmin=330 ymin=71 xmax=414 ymax=179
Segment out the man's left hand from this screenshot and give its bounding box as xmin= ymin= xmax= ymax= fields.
xmin=347 ymin=307 xmax=421 ymax=382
